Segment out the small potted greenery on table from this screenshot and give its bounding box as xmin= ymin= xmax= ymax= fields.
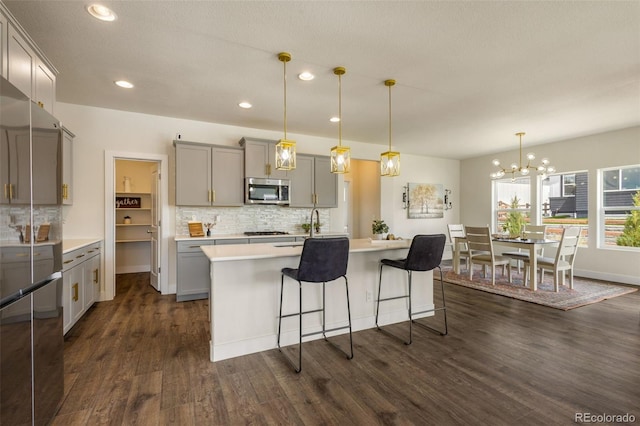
xmin=372 ymin=219 xmax=389 ymax=240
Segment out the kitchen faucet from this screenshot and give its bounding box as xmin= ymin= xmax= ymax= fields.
xmin=309 ymin=207 xmax=320 ymax=238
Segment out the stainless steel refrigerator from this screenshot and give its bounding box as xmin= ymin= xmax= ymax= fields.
xmin=0 ymin=76 xmax=64 ymax=425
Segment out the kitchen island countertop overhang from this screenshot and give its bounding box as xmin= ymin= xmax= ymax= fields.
xmin=201 ymin=238 xmax=438 ymax=362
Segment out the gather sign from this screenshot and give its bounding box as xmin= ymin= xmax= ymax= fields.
xmin=116 ymin=196 xmax=141 ymax=208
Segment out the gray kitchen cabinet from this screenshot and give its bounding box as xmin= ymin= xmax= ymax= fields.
xmin=176 ymin=240 xmax=216 ymax=301
xmin=7 ymin=22 xmax=33 ymax=99
xmin=289 ymin=154 xmax=337 ymax=208
xmin=215 ymin=238 xmax=249 ymax=245
xmin=239 ymin=137 xmax=289 ymax=179
xmin=61 ymin=127 xmax=74 ymax=205
xmin=0 ymin=10 xmax=6 ymax=77
xmin=248 ymin=237 xmax=295 ymax=244
xmin=62 ymin=241 xmax=101 ymax=334
xmin=175 ymin=141 xmax=244 ymax=206
xmin=2 ymin=3 xmax=57 ymax=115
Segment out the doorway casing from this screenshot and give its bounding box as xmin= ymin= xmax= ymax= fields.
xmin=104 ymin=151 xmax=170 ymax=300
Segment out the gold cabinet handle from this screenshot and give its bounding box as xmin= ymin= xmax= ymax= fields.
xmin=72 ymin=283 xmax=79 ymax=302
xmin=266 ymin=164 xmax=271 ymax=176
xmin=8 ymin=184 xmax=13 ymax=200
xmin=62 ymin=183 xmax=67 ymax=200
xmin=212 ymin=190 xmax=216 ymax=203
xmin=93 ymin=268 xmax=99 ymax=284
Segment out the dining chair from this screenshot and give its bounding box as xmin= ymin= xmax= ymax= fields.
xmin=277 ymin=237 xmax=353 ymax=373
xmin=523 ymin=227 xmax=581 ymax=292
xmin=502 ymin=225 xmax=548 ymax=273
xmin=465 ymin=226 xmax=512 ymax=285
xmin=375 ymin=234 xmax=448 ymax=345
xmin=447 ymin=224 xmax=469 ymax=272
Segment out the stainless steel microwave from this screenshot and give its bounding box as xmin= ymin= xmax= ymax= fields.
xmin=245 ymin=177 xmax=290 ymax=205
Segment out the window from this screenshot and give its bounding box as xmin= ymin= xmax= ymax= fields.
xmin=600 ymin=165 xmax=640 ymax=249
xmin=541 ymin=171 xmax=589 ymax=245
xmin=563 ymin=174 xmax=576 ymax=196
xmin=493 ymin=177 xmax=531 ymax=235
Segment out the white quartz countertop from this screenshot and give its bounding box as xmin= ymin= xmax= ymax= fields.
xmin=201 ymin=238 xmax=411 ymax=262
xmin=175 ymin=232 xmax=347 ymax=242
xmin=63 ymin=238 xmax=102 ymax=253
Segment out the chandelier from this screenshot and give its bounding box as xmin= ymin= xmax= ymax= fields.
xmin=330 ymin=66 xmax=350 ymax=174
xmin=275 ymin=52 xmax=296 ymax=171
xmin=491 ymin=132 xmax=554 ymax=180
xmin=380 ymin=79 xmax=400 ymax=177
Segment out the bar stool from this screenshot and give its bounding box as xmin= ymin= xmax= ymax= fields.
xmin=375 ymin=234 xmax=448 ymax=345
xmin=277 ymin=237 xmax=352 ymax=373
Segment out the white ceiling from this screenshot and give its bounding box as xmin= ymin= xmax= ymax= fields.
xmin=4 ymin=1 xmax=639 ymax=160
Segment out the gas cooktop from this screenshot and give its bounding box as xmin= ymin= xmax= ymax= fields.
xmin=244 ymin=231 xmax=289 ymax=236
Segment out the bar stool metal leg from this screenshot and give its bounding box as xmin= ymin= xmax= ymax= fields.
xmin=411 ymin=265 xmax=448 ymax=336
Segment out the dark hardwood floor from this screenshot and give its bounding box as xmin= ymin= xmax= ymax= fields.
xmin=53 ymin=272 xmax=640 ymax=425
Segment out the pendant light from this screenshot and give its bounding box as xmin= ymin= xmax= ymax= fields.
xmin=490 ymin=132 xmax=555 ymax=181
xmin=330 ymin=66 xmax=350 ymax=174
xmin=275 ymin=52 xmax=296 ymax=171
xmin=380 ymin=79 xmax=400 ymax=176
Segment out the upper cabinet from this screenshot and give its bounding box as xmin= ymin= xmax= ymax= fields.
xmin=289 ymin=154 xmax=337 ymax=208
xmin=175 ymin=141 xmax=244 ymax=207
xmin=1 ymin=4 xmax=57 ymax=115
xmin=62 ymin=127 xmax=74 ymax=205
xmin=239 ymin=137 xmax=290 ymax=179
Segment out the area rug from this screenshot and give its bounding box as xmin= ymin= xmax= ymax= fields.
xmin=441 ymin=267 xmax=637 ymax=310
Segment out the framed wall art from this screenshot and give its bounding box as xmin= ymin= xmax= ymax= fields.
xmin=406 ymin=182 xmax=444 ymax=219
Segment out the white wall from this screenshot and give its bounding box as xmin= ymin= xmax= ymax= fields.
xmin=461 ymin=126 xmax=640 ymax=285
xmin=56 ymin=102 xmax=461 ymax=292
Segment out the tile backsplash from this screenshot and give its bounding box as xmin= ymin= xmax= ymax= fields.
xmin=176 ymin=205 xmax=331 ymax=236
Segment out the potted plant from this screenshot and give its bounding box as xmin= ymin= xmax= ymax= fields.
xmin=301 ymin=222 xmax=321 ymax=234
xmin=372 ymin=219 xmax=389 ymax=239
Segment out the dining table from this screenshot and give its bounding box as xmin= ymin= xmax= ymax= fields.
xmin=453 ymin=236 xmax=557 ymax=291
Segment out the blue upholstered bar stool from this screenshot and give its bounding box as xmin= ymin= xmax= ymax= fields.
xmin=375 ymin=234 xmax=448 ymax=345
xmin=277 ymin=237 xmax=353 ymax=373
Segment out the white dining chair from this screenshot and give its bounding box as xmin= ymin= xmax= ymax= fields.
xmin=447 ymin=224 xmax=469 ymax=272
xmin=465 ymin=226 xmax=512 ymax=285
xmin=523 ymin=227 xmax=581 ymax=292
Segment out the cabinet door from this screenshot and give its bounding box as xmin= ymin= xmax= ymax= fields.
xmin=289 ymin=154 xmax=314 ymax=207
xmin=31 ymin=126 xmax=61 ymax=205
xmin=34 ymin=59 xmax=56 ymax=114
xmin=176 ymin=250 xmax=211 ymax=301
xmin=243 ymin=138 xmax=289 ymax=179
xmin=314 ymin=156 xmax=338 ymax=208
xmin=7 ymin=24 xmax=34 ymax=98
xmin=175 ymin=143 xmax=212 ymax=206
xmin=211 ymin=146 xmax=244 ymax=206
xmin=0 ymin=11 xmax=7 ymax=77
xmin=62 ymin=129 xmax=73 ymax=205
xmin=243 ymin=139 xmax=270 ymax=178
xmin=3 ymin=129 xmax=31 ymax=205
xmin=63 ymin=265 xmax=83 ymax=334
xmin=83 ymin=254 xmax=99 ymax=310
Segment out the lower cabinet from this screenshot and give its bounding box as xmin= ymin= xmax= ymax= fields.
xmin=62 ymin=242 xmax=101 ymax=335
xmin=176 ymin=240 xmax=216 ymax=302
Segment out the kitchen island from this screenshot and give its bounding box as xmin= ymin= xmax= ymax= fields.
xmin=201 ymin=238 xmax=436 ymax=362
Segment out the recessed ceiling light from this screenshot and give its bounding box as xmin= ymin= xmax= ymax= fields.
xmin=238 ymin=102 xmax=252 ymax=109
xmin=86 ymin=4 xmax=117 ymax=22
xmin=298 ymin=72 xmax=315 ymax=81
xmin=329 ymin=117 xmax=340 ymax=123
xmin=114 ymin=80 xmax=134 ymax=89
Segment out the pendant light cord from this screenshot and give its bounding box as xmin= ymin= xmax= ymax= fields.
xmin=338 ymin=73 xmax=342 ymax=146
xmin=388 ymin=83 xmax=392 ymax=151
xmin=283 ymin=58 xmax=287 ymax=140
